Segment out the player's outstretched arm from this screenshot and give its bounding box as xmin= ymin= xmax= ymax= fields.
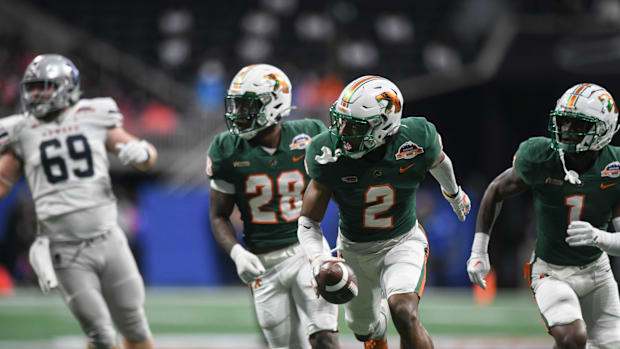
xmin=106 ymin=127 xmax=157 ymax=171
xmin=209 ymin=188 xmax=265 ymax=284
xmin=0 ymin=151 xmax=22 ymax=199
xmin=565 ymin=203 xmax=620 ymax=256
xmin=429 ymin=150 xmax=470 ymax=221
xmin=298 ymin=179 xmax=339 ymax=277
xmin=467 ymin=166 xmax=530 ymax=289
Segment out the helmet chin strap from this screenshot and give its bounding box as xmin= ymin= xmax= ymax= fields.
xmin=558 ymin=148 xmax=582 ymax=185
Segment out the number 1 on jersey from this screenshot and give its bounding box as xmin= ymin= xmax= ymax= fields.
xmin=565 ymin=194 xmax=585 ymax=224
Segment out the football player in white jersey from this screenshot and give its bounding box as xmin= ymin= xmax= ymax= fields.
xmin=0 ymin=54 xmax=156 ymax=349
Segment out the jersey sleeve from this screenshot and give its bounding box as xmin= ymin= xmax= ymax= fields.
xmin=0 ymin=115 xmax=27 ymax=155
xmin=422 ymin=119 xmax=442 ymax=171
xmin=206 ymin=133 xmax=231 ymax=181
xmin=513 ymin=139 xmax=536 ymax=185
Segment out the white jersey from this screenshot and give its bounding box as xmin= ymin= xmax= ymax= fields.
xmin=4 ymin=97 xmax=122 ymax=241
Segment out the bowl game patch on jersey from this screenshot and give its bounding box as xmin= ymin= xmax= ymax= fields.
xmin=289 ymin=133 xmax=311 ymax=150
xmin=601 ymin=161 xmax=620 ymax=178
xmin=395 ymin=141 xmax=424 ymax=160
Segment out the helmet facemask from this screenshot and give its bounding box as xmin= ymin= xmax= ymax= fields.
xmin=329 ymin=104 xmax=385 ymax=159
xmin=548 ymin=110 xmax=607 ymax=153
xmin=225 ymin=92 xmax=273 ymax=139
xmin=20 ymin=54 xmax=81 ymax=118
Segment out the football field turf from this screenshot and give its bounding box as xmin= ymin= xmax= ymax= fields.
xmin=0 ymin=287 xmax=553 ymax=348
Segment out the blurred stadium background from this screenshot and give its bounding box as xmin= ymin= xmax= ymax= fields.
xmin=1 ymin=0 xmax=620 ymax=347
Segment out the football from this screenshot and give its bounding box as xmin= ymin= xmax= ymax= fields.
xmin=315 ymin=260 xmax=358 ymax=304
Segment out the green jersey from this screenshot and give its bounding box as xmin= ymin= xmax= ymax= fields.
xmin=306 ymin=117 xmax=441 ymax=242
xmin=207 ymin=119 xmax=327 ymax=250
xmin=514 ymin=137 xmax=620 ymax=266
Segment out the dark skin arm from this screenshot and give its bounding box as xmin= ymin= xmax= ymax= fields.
xmin=476 ymin=167 xmax=531 ymax=235
xmin=614 ymin=202 xmax=620 ymax=221
xmin=209 ymin=188 xmax=239 ymax=254
xmin=299 ymin=179 xmax=333 ymax=221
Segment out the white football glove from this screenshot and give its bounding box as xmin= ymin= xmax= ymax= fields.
xmin=467 ymin=251 xmax=491 ymax=289
xmin=115 ymin=140 xmax=150 ymax=166
xmin=28 ymin=236 xmax=58 ymax=293
xmin=565 ymin=221 xmax=620 ymax=257
xmin=230 ymin=244 xmax=266 ymax=284
xmin=467 ymin=232 xmax=491 ymax=289
xmin=442 ymin=186 xmax=471 ymax=222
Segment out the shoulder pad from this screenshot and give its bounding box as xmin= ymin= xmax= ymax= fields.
xmin=73 ymin=97 xmax=123 ymax=128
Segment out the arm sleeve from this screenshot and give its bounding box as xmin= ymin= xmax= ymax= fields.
xmin=429 ymin=153 xmax=459 ymax=194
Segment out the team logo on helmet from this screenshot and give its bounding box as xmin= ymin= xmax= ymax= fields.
xmin=395 ymin=141 xmax=424 ymax=160
xmin=601 ymin=161 xmax=620 ymax=178
xmin=598 ymin=93 xmax=618 ymax=113
xmin=289 ymin=133 xmax=311 ymax=150
xmin=264 ymin=73 xmax=290 ymax=94
xmin=376 ymin=91 xmax=401 ymax=115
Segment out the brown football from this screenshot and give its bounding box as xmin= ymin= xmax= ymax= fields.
xmin=315 ymin=260 xmax=358 ymax=304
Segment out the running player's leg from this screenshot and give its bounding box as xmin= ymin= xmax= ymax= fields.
xmin=339 ymin=248 xmax=385 ymax=344
xmin=100 ymin=228 xmax=153 ymax=349
xmin=290 ymin=251 xmax=339 ymax=349
xmin=530 ymin=259 xmax=586 ymax=349
xmin=54 ymin=244 xmax=118 ymax=349
xmin=383 ymin=227 xmax=432 ymax=349
xmin=252 ymin=267 xmax=296 ymax=349
xmin=579 ymin=256 xmax=620 ymax=349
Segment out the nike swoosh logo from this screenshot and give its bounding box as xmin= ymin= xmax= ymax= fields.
xmin=399 ymin=162 xmax=415 ymax=173
xmin=474 ymin=261 xmax=482 ymax=267
xmin=601 ymin=182 xmax=617 ymax=190
xmin=292 ymin=154 xmax=305 ymax=163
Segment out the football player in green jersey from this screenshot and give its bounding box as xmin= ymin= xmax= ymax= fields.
xmin=207 ymin=64 xmax=340 ymax=349
xmin=467 ymin=83 xmax=620 ymax=349
xmin=297 ymin=76 xmax=471 ymax=349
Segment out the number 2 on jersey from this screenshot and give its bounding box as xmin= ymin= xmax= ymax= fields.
xmin=245 ymin=170 xmax=305 ymax=224
xmin=40 ymin=135 xmax=94 ymax=183
xmin=565 ymin=194 xmax=585 ymax=224
xmin=364 ymin=184 xmax=395 ymax=229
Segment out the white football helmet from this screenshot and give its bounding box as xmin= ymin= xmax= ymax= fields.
xmin=549 ymin=83 xmax=619 ymax=152
xmin=225 ymin=64 xmax=292 ymax=139
xmin=330 ymin=75 xmax=403 ymax=158
xmin=20 ymin=54 xmax=81 ymax=118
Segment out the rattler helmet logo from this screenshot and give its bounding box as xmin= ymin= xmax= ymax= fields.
xmin=598 ymin=93 xmax=618 ymax=113
xmin=376 ymin=91 xmax=401 ymax=115
xmin=264 ymin=73 xmax=290 ymax=94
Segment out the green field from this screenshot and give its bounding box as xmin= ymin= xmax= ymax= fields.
xmin=0 ymin=287 xmax=552 ymax=348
